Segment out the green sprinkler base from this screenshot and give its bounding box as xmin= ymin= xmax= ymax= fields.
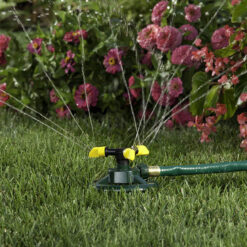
xmin=95 ymin=174 xmax=157 ymax=192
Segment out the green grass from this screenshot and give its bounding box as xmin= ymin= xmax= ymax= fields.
xmin=1 ymin=110 xmax=247 ymax=247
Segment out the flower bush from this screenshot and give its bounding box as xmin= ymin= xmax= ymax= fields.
xmin=1 ymin=0 xmax=247 ymax=149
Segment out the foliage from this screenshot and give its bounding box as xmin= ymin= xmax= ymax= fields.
xmin=1 ymin=0 xmax=247 ymax=147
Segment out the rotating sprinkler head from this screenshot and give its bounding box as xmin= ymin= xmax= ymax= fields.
xmin=89 ymin=146 xmax=247 ymax=192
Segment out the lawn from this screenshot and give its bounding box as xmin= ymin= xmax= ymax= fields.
xmin=1 ymin=110 xmax=247 ymax=247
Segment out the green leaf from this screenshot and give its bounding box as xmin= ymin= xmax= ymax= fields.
xmin=222 ymin=88 xmax=237 ymax=119
xmin=190 ymin=72 xmax=209 ymax=115
xmin=232 ymin=0 xmax=247 ymax=23
xmin=214 ymin=47 xmax=236 ymax=58
xmin=204 ymin=85 xmax=220 ymax=109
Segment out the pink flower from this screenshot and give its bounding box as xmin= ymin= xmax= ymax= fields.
xmin=231 ymin=0 xmax=241 ymax=5
xmin=103 ymin=48 xmax=123 ymax=74
xmin=156 ymin=26 xmax=182 ymax=53
xmin=184 ymin=4 xmax=201 ymax=23
xmin=232 ymin=74 xmax=239 ymax=85
xmin=74 ymin=83 xmax=99 ymax=111
xmin=237 ymin=113 xmax=247 ymax=124
xmin=208 ymin=103 xmax=227 ymax=117
xmin=0 ymin=53 xmax=6 ymax=66
xmin=137 ymin=24 xmax=160 ymax=50
xmin=168 ymin=77 xmax=183 ymax=98
xmin=194 ymin=38 xmax=202 ymax=47
xmin=27 ymin=38 xmax=43 ymax=55
xmin=218 ymin=75 xmax=228 ymax=84
xmin=60 ymin=50 xmax=76 ymax=74
xmin=47 ymin=44 xmax=55 ymax=53
xmin=141 ymin=51 xmax=152 ymax=68
xmin=165 ymin=119 xmax=174 ymax=129
xmin=171 ymin=45 xmax=200 ymax=68
xmin=240 ymin=93 xmax=247 ymax=102
xmin=172 ymin=103 xmax=194 ymax=125
xmin=240 ymin=139 xmax=247 ymax=151
xmin=0 ymin=83 xmax=9 ymax=106
xmin=235 ymin=31 xmax=245 ymax=41
xmin=179 ymin=24 xmax=198 ymax=41
xmin=63 ymin=30 xmax=88 ymax=44
xmin=0 ymin=34 xmax=11 ymax=53
xmin=56 ymin=106 xmax=70 ymax=119
xmin=240 ymin=124 xmax=247 ymax=138
xmin=151 ymin=81 xmax=176 ymax=106
xmin=49 ymin=89 xmax=59 ymax=103
xmin=151 ymin=1 xmax=169 ymax=25
xmin=128 ymin=75 xmax=142 ymax=99
xmin=211 ymin=27 xmax=229 ymax=50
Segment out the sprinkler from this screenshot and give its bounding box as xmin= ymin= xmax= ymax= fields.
xmin=89 ymin=146 xmax=247 ymax=191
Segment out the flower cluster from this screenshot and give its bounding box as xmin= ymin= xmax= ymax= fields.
xmin=151 ymin=1 xmax=168 ymax=25
xmin=60 ymin=50 xmax=76 ymax=74
xmin=237 ymin=112 xmax=247 ymax=150
xmin=0 ymin=34 xmax=11 ymax=66
xmin=184 ymin=4 xmax=201 ymax=23
xmin=63 ymin=30 xmax=88 ymax=44
xmin=188 ymin=104 xmax=227 ymax=143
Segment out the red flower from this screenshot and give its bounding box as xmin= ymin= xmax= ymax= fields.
xmin=172 ymin=103 xmax=194 ymax=126
xmin=194 ymin=38 xmax=202 ymax=47
xmin=231 ymin=0 xmax=241 ymax=6
xmin=211 ymin=27 xmax=229 ymax=50
xmin=74 ymin=83 xmax=99 ymax=111
xmin=179 ymin=24 xmax=198 ymax=41
xmin=218 ymin=75 xmax=228 ymax=84
xmin=0 ymin=83 xmax=9 ymax=106
xmin=168 ymin=77 xmax=183 ymax=98
xmin=171 ymin=45 xmax=200 ymax=68
xmin=137 ymin=24 xmax=160 ymax=50
xmin=232 ymin=75 xmax=239 ymax=85
xmin=63 ymin=30 xmax=88 ymax=44
xmin=27 ymin=38 xmax=43 ymax=55
xmin=208 ymin=103 xmax=227 ymax=117
xmin=128 ymin=75 xmax=142 ymax=99
xmin=184 ymin=4 xmax=201 ymax=23
xmin=49 ymin=89 xmax=59 ymax=103
xmin=0 ymin=34 xmax=11 ymax=54
xmin=156 ymin=26 xmax=182 ymax=53
xmin=165 ymin=119 xmax=174 ymax=129
xmin=240 ymin=124 xmax=247 ymax=138
xmin=237 ymin=113 xmax=247 ymax=125
xmin=151 ymin=1 xmax=169 ymax=25
xmin=60 ymin=50 xmax=76 ymax=74
xmin=235 ymin=31 xmax=245 ymax=41
xmin=103 ymin=48 xmax=123 ymax=74
xmin=56 ymin=106 xmax=70 ymax=119
xmin=0 ymin=53 xmax=6 ymax=66
xmin=240 ymin=93 xmax=247 ymax=102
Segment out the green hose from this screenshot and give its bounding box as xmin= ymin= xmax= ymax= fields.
xmin=146 ymin=161 xmax=247 ymax=177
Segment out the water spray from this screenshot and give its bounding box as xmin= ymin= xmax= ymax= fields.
xmin=89 ymin=146 xmax=247 ymax=191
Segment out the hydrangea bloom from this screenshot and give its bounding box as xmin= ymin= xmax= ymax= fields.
xmin=168 ymin=77 xmax=183 ymax=98
xmin=63 ymin=30 xmax=88 ymax=44
xmin=156 ymin=26 xmax=182 ymax=53
xmin=128 ymin=75 xmax=142 ymax=99
xmin=137 ymin=24 xmax=160 ymax=50
xmin=211 ymin=27 xmax=229 ymax=50
xmin=103 ymin=48 xmax=124 ymax=74
xmin=0 ymin=34 xmax=11 ymax=54
xmin=172 ymin=104 xmax=194 ymax=125
xmin=60 ymin=50 xmax=76 ymax=74
xmin=74 ymin=83 xmax=99 ymax=111
xmin=179 ymin=24 xmax=198 ymax=41
xmin=49 ymin=89 xmax=59 ymax=103
xmin=171 ymin=45 xmax=200 ymax=68
xmin=0 ymin=83 xmax=9 ymax=106
xmin=151 ymin=81 xmax=176 ymax=106
xmin=56 ymin=106 xmax=70 ymax=118
xmin=151 ymin=1 xmax=169 ymax=25
xmin=27 ymin=38 xmax=43 ymax=55
xmin=184 ymin=4 xmax=201 ymax=23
